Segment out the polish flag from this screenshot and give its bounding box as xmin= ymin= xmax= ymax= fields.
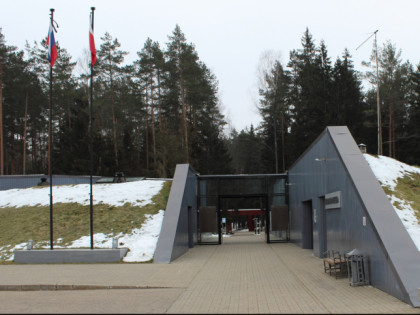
xmin=89 ymin=14 xmax=96 ymax=65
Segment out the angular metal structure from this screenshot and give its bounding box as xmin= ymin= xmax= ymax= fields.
xmin=153 ymin=126 xmax=419 ymax=307
xmin=153 ymin=164 xmax=198 ymax=263
xmin=288 ymin=126 xmax=420 ymax=307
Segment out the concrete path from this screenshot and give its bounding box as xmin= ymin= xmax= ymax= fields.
xmin=0 ymin=231 xmax=418 ymax=314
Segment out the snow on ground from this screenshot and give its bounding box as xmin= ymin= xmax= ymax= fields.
xmin=363 ymin=154 xmax=420 ymax=190
xmin=363 ymin=154 xmax=420 ymax=251
xmin=64 ymin=210 xmax=165 ymax=262
xmin=2 ymin=155 xmax=420 ymax=262
xmin=0 ymin=180 xmax=166 ymax=208
xmin=0 ymin=179 xmax=167 ymax=262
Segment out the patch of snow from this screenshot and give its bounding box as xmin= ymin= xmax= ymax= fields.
xmin=0 ymin=180 xmax=166 ymax=208
xmin=363 ymin=154 xmax=420 ymax=189
xmin=0 ymin=180 xmax=167 ymax=262
xmin=363 ymin=154 xmax=420 ymax=251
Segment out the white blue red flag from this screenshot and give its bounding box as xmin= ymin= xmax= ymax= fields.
xmin=46 ymin=23 xmax=57 ymax=68
xmin=89 ymin=14 xmax=96 ymax=65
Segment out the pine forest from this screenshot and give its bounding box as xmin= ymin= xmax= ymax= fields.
xmin=0 ymin=26 xmax=419 ymax=178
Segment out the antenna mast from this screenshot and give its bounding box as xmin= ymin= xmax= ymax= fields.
xmin=357 ymin=30 xmax=382 ymax=155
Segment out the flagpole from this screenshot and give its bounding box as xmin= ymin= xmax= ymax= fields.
xmin=49 ymin=8 xmax=54 ymax=250
xmin=89 ymin=7 xmax=95 ymax=250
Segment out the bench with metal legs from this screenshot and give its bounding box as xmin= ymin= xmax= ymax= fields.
xmin=323 ymin=250 xmax=348 ymax=279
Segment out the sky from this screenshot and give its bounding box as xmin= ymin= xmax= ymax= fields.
xmin=1 ymin=0 xmax=420 ymax=131
xmin=0 ymin=154 xmax=419 ymax=262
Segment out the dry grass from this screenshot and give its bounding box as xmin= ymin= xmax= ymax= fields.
xmin=381 ymin=172 xmax=420 ymax=224
xmin=0 ymin=180 xmax=171 ymax=261
xmin=393 ymin=173 xmax=420 ymax=223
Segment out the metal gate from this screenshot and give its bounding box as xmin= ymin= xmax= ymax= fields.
xmin=197 ymin=174 xmax=289 ymax=244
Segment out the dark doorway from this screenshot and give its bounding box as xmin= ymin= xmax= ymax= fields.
xmin=302 ymin=200 xmax=314 ymax=249
xmin=188 ymin=206 xmax=194 ymax=248
xmin=319 ymin=197 xmax=327 ymax=255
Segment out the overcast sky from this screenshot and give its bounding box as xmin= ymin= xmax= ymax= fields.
xmin=1 ymin=0 xmax=419 ymax=131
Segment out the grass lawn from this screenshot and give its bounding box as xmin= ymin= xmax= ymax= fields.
xmin=0 ymin=180 xmax=171 ymax=262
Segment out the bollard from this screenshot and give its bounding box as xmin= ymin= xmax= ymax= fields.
xmin=26 ymin=240 xmax=33 ymax=250
xmin=112 ymin=238 xmax=119 ymax=249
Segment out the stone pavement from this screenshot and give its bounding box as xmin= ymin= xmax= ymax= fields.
xmin=0 ymin=231 xmax=419 ymax=314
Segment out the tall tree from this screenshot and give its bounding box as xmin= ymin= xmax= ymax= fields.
xmin=227 ymin=125 xmax=263 ymax=174
xmin=378 ymin=42 xmax=411 ymax=158
xmin=96 ymin=32 xmax=129 ymax=169
xmin=400 ymin=63 xmax=420 ymax=165
xmin=287 ymin=28 xmax=331 ymax=160
xmin=191 ymin=63 xmax=231 ymax=174
xmin=258 ymin=60 xmax=290 ymax=173
xmin=331 ymin=49 xmax=366 ymax=143
xmin=0 ymin=29 xmax=6 ymax=175
xmin=135 ymin=38 xmax=167 ymax=174
xmin=23 ymin=40 xmax=51 ymax=173
xmin=364 ymin=41 xmax=411 ymax=158
xmin=1 ymin=35 xmax=46 ymax=174
xmin=165 ymin=25 xmax=199 ymax=164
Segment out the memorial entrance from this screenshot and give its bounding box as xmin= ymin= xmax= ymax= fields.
xmin=197 ymin=174 xmax=289 ymax=244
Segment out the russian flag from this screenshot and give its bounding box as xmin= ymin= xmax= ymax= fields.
xmin=89 ymin=14 xmax=96 ymax=65
xmin=46 ymin=23 xmax=57 ymax=68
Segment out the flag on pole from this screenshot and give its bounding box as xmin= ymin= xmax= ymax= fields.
xmin=46 ymin=23 xmax=57 ymax=68
xmin=89 ymin=14 xmax=97 ymax=65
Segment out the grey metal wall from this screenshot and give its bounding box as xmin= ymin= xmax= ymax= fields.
xmin=288 ymin=126 xmax=420 ymax=307
xmin=154 ymin=164 xmax=198 ymax=263
xmin=0 ymin=175 xmax=101 ymax=191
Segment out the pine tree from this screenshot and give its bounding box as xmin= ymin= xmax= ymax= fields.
xmin=364 ymin=41 xmax=412 ymax=158
xmin=401 ymin=63 xmax=420 ymax=165
xmin=287 ymin=28 xmax=331 ymax=159
xmin=165 ymin=25 xmax=199 ymax=164
xmin=0 ymin=29 xmax=7 ymax=175
xmin=227 ymin=126 xmax=263 ymax=174
xmin=135 ymin=38 xmax=169 ymax=175
xmin=54 ymin=94 xmax=89 ymax=174
xmin=1 ymin=33 xmax=47 ymax=174
xmin=192 ymin=64 xmax=231 ymax=174
xmin=379 ymin=42 xmax=411 ymax=159
xmin=258 ymin=60 xmax=290 ymax=173
xmin=331 ymin=49 xmax=366 ymax=143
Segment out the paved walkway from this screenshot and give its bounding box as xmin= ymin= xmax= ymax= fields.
xmin=0 ymin=231 xmax=419 ymax=314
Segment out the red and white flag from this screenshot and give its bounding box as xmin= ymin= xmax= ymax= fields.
xmin=89 ymin=14 xmax=96 ymax=65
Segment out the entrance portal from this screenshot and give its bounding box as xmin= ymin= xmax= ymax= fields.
xmin=219 ymin=195 xmax=267 ymax=243
xmin=197 ymin=174 xmax=289 ymax=245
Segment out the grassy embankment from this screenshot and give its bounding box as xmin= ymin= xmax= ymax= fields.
xmin=382 ymin=171 xmax=420 ymax=224
xmin=0 ymin=180 xmax=171 ymax=262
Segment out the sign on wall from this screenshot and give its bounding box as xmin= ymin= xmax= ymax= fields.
xmin=325 ymin=191 xmax=341 ymax=209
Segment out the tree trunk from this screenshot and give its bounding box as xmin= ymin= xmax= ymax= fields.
xmin=111 ymin=94 xmax=118 ymax=168
xmin=10 ymin=133 xmax=15 ymax=174
xmin=0 ymin=60 xmax=3 ymax=175
xmin=31 ymin=129 xmax=37 ymax=173
xmin=180 ymin=68 xmax=189 ymax=163
xmin=273 ymin=117 xmax=278 ymax=174
xmin=281 ymin=110 xmax=286 ymax=173
xmin=145 ymin=83 xmax=149 ymax=171
xmin=22 ymin=92 xmax=28 ymax=174
xmin=389 ymin=103 xmax=395 ymax=158
xmin=67 ymin=99 xmax=71 ymax=129
xmin=151 ymin=85 xmax=157 ymax=169
xmin=157 ymin=68 xmax=163 ymax=130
